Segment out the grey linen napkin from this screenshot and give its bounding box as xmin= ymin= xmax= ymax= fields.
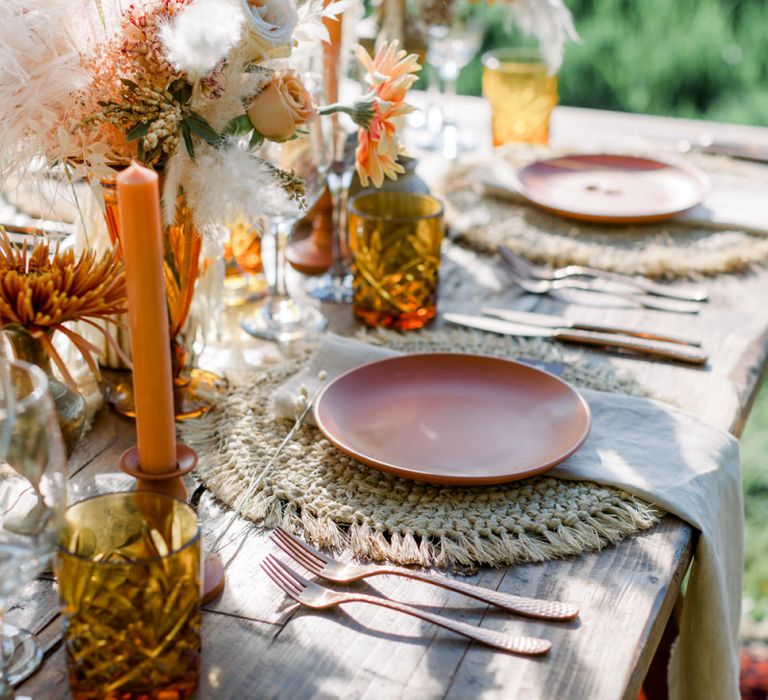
xmin=273 ymin=334 xmax=743 ymax=700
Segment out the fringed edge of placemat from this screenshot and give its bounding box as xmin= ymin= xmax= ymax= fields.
xmin=185 ymin=413 xmax=664 ymax=570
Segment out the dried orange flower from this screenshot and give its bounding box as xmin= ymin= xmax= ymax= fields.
xmin=0 ymin=233 xmax=128 ymax=388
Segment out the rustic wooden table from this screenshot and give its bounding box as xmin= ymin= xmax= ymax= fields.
xmin=13 ymin=103 xmax=768 ymax=699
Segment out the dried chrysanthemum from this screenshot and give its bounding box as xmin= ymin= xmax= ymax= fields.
xmin=0 ymin=232 xmax=128 ymax=388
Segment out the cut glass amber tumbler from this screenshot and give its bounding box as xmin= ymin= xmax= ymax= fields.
xmin=348 ymin=192 xmax=444 ymax=330
xmin=56 ymin=492 xmax=202 ymax=700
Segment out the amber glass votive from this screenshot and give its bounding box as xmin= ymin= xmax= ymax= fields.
xmin=56 ymin=492 xmax=202 ymax=700
xmin=348 ymin=192 xmax=445 ymax=330
xmin=482 ymin=48 xmax=558 ymax=146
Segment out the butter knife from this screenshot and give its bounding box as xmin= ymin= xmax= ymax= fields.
xmin=482 ymin=307 xmax=702 ymax=347
xmin=444 ymin=313 xmax=709 ymax=365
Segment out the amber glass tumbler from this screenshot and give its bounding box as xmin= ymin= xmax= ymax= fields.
xmin=482 ymin=48 xmax=558 ymax=146
xmin=56 ymin=492 xmax=202 ymax=700
xmin=348 ymin=192 xmax=444 ymax=330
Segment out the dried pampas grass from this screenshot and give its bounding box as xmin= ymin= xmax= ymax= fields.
xmin=163 ymin=141 xmax=298 ymax=231
xmin=294 ymin=0 xmax=355 ymax=45
xmin=0 ymin=0 xmax=112 ymax=178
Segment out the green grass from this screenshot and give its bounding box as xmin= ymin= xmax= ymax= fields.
xmin=738 ymin=381 xmax=768 ymax=620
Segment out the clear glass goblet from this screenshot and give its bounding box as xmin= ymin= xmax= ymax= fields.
xmin=0 ymin=358 xmax=67 ymax=695
xmin=305 ymin=129 xmax=357 ymax=304
xmin=241 ymin=115 xmax=332 ymax=342
xmin=419 ymin=0 xmax=485 ymax=159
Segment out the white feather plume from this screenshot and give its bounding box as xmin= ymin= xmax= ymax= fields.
xmin=161 ymin=0 xmax=246 ymax=79
xmin=509 ymin=0 xmax=580 ymax=72
xmin=0 ymin=0 xmax=94 ymax=175
xmin=163 ymin=141 xmax=295 ymax=231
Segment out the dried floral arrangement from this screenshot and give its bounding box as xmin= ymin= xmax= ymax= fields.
xmin=0 ymin=0 xmax=421 ymax=231
xmin=0 ymin=233 xmax=128 ymax=388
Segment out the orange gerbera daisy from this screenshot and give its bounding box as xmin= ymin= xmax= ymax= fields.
xmin=356 ymin=41 xmax=422 ymax=103
xmin=353 ymin=41 xmax=421 ymax=188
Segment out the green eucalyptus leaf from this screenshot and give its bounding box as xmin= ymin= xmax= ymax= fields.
xmin=169 ymin=78 xmax=193 ymax=104
xmin=245 ymin=63 xmax=273 ymax=76
xmin=181 ymin=121 xmax=195 ymax=161
xmin=126 ymin=122 xmax=150 ymax=141
xmin=144 ymin=144 xmax=163 ymax=165
xmin=186 ymin=112 xmax=221 ymax=145
xmin=223 ymin=114 xmax=254 ymax=137
xmin=120 ymin=79 xmax=139 ymax=91
xmin=249 ymin=130 xmax=265 ymax=149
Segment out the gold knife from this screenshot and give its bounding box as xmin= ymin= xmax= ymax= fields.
xmin=444 ymin=313 xmax=708 ymax=365
xmin=482 ymin=307 xmax=702 ymax=347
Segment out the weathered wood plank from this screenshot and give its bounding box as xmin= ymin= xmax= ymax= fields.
xmin=5 ymin=579 xmax=59 ymax=638
xmin=441 ymin=518 xmax=693 ymax=700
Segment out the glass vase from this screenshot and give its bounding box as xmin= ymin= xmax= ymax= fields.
xmin=3 ymin=327 xmax=86 ymax=457
xmin=223 ymin=219 xmax=267 ymax=307
xmin=100 ymin=176 xmax=224 ymax=421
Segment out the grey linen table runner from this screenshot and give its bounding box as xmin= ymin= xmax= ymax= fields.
xmin=274 ymin=334 xmax=743 ymax=700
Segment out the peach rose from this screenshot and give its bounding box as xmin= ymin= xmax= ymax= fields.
xmin=246 ymin=70 xmax=317 ymax=142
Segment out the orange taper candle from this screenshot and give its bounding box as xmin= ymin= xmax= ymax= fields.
xmin=117 ymin=163 xmax=177 ymax=474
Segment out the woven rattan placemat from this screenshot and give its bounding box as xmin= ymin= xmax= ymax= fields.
xmin=181 ymin=330 xmax=663 ymax=569
xmin=442 ymin=146 xmax=768 ymax=278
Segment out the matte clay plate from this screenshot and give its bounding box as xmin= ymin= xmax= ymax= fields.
xmin=314 ymin=353 xmax=591 ymax=485
xmin=516 ymin=154 xmax=708 ymax=223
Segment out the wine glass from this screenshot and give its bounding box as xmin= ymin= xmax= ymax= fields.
xmin=242 ymin=88 xmax=333 ymax=342
xmin=419 ymin=0 xmax=485 ymax=159
xmin=0 ymin=358 xmax=67 ymax=694
xmin=304 ymin=128 xmax=357 ymax=304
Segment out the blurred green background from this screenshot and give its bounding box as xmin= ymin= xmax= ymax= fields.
xmin=454 ymin=0 xmax=768 ymax=126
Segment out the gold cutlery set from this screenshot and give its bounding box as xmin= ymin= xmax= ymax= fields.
xmin=262 ymin=527 xmax=578 ymax=656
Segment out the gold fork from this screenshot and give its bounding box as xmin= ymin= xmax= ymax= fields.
xmin=261 ymin=554 xmax=552 ymax=655
xmin=271 ymin=527 xmax=578 ymax=621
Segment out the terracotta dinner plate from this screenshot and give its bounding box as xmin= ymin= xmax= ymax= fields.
xmin=516 ymin=154 xmax=708 ymax=223
xmin=314 ymin=353 xmax=591 ymax=485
